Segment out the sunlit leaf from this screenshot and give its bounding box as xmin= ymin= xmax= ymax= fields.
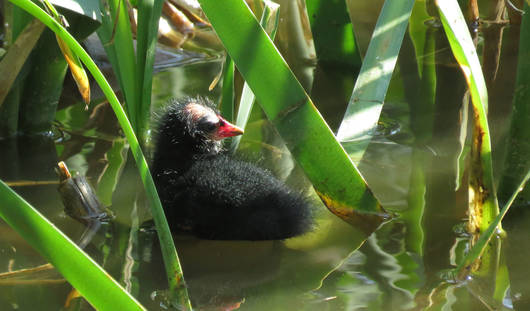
xmin=336 ymin=0 xmax=415 ymax=162
xmin=230 ymin=0 xmax=280 ymax=153
xmin=198 ymin=0 xmax=385 ymax=230
xmin=306 ymin=0 xmax=361 ymax=68
xmin=7 ymin=1 xmax=191 ymax=308
xmin=0 ymin=180 xmax=146 ymax=310
xmin=97 ymin=0 xmax=139 ymax=131
xmin=135 ymin=0 xmax=164 ymax=140
xmin=436 ymin=0 xmax=499 ymax=235
xmin=49 ymin=0 xmax=100 ymax=22
xmin=457 ymin=170 xmax=530 ymax=278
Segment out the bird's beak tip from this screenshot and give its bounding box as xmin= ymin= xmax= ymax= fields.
xmin=216 ymin=117 xmax=244 ymax=139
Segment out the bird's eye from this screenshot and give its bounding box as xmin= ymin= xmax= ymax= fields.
xmin=197 ymin=117 xmax=219 ymax=133
xmin=204 ymin=122 xmax=218 ymax=132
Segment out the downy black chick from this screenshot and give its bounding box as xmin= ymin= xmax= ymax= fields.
xmin=151 ymin=97 xmax=312 ymax=240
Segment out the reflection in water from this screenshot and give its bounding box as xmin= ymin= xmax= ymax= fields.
xmin=135 ymin=199 xmax=366 ymax=310
xmin=2 ymin=5 xmax=530 ymax=311
xmin=0 ymin=136 xmax=72 ymax=309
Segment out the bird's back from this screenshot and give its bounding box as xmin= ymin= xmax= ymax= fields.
xmin=158 ymin=155 xmax=312 ymax=240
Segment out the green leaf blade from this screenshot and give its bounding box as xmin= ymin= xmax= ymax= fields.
xmin=7 ymin=1 xmax=191 ymax=308
xmin=198 ymin=0 xmax=384 ymax=228
xmin=0 ymin=180 xmax=146 ymax=311
xmin=436 ymin=0 xmax=499 ymax=233
xmin=336 ymin=0 xmax=415 ymax=160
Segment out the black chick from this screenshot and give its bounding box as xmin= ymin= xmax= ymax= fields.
xmin=151 ymin=97 xmax=312 ymax=240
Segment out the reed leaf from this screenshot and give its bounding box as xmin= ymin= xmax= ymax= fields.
xmin=230 ymin=0 xmax=279 ymax=153
xmin=306 ymin=0 xmax=361 ymax=68
xmin=336 ymin=0 xmax=415 ymax=161
xmin=436 ymin=0 xmax=499 ymax=235
xmin=457 ymin=169 xmax=530 ymax=278
xmin=497 ymin=2 xmax=530 ymax=206
xmin=198 ymin=0 xmax=385 ymax=230
xmin=0 ymin=180 xmax=146 ymax=311
xmin=219 ymin=55 xmax=235 ymax=122
xmin=17 ymin=27 xmax=68 ymax=133
xmin=135 ymin=0 xmax=164 ymax=141
xmin=7 ymin=0 xmax=191 ymax=308
xmin=97 ymin=0 xmax=139 ymax=130
xmin=48 ymin=0 xmax=100 ymax=22
xmin=0 ymin=4 xmax=33 ymax=136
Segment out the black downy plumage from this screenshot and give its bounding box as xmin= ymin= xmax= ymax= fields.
xmin=151 ymin=97 xmax=312 ymax=240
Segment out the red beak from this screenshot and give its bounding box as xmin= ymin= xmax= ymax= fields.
xmin=214 ymin=116 xmax=244 ymax=140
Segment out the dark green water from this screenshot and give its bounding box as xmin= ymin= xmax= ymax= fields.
xmin=1 ymin=0 xmax=530 ymax=310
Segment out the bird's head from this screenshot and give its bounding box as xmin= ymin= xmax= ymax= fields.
xmin=155 ymin=98 xmax=244 ymax=157
xmin=183 ymin=100 xmax=244 ymax=141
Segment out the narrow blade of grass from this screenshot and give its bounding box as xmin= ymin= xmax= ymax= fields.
xmin=135 ymin=0 xmax=164 ymax=141
xmin=336 ymin=0 xmax=415 ymax=161
xmin=198 ymin=0 xmax=385 ymax=230
xmin=96 ymin=0 xmax=139 ymax=131
xmin=306 ymin=0 xmax=361 ymax=69
xmin=0 ymin=180 xmax=146 ymax=311
xmin=230 ymin=0 xmax=280 ymax=153
xmin=219 ymin=55 xmax=235 ymax=122
xmin=497 ymin=2 xmax=530 ymax=206
xmin=436 ymin=0 xmax=499 ymax=234
xmin=457 ymin=169 xmax=530 ymax=278
xmin=7 ymin=1 xmax=191 ymax=308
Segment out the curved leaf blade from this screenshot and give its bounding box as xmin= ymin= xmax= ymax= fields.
xmin=198 ymin=0 xmax=385 ymax=229
xmin=336 ymin=0 xmax=415 ymax=160
xmin=0 ymin=180 xmax=146 ymax=311
xmin=230 ymin=0 xmax=280 ymax=152
xmin=7 ymin=0 xmax=191 ymax=308
xmin=457 ymin=170 xmax=530 ymax=277
xmin=436 ymin=0 xmax=499 ymax=234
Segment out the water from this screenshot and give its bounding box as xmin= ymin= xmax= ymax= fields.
xmin=1 ymin=1 xmax=530 ymax=310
